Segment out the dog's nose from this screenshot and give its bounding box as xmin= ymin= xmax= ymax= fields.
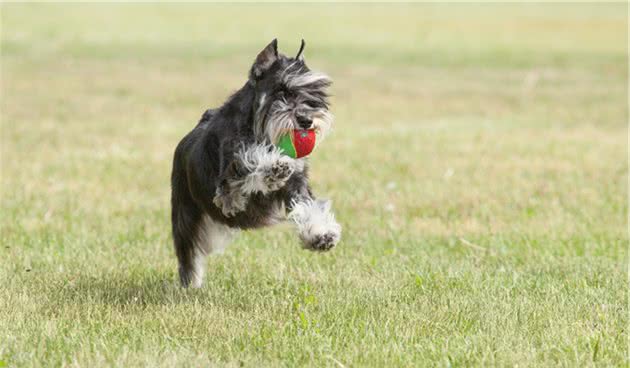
xmin=297 ymin=117 xmax=312 ymax=129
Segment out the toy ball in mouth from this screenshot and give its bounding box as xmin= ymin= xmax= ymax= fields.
xmin=276 ymin=129 xmax=317 ymax=159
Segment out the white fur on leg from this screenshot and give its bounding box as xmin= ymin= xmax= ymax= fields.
xmin=235 ymin=144 xmax=300 ymax=195
xmin=188 ymin=248 xmax=206 ymax=289
xmin=195 ymin=214 xmax=235 ymax=255
xmin=237 ymin=144 xmax=284 ymax=192
xmin=289 ymin=199 xmax=341 ymax=251
xmin=189 ymin=214 xmax=236 ymax=288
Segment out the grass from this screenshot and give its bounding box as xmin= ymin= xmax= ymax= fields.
xmin=1 ymin=3 xmax=628 ymax=367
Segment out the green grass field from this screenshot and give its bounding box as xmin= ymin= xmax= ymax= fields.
xmin=1 ymin=3 xmax=628 ymax=367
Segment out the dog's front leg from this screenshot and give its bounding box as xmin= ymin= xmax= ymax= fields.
xmin=213 ymin=144 xmax=297 ymax=217
xmin=286 ymin=186 xmax=342 ymax=252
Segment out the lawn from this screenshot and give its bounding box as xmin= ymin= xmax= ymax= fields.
xmin=1 ymin=3 xmax=627 ymax=367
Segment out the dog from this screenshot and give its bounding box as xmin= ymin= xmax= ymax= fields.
xmin=170 ymin=39 xmax=342 ymax=288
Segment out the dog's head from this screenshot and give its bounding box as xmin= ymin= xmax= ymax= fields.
xmin=249 ymin=39 xmax=333 ymax=145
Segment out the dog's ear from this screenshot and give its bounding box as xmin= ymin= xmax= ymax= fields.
xmin=251 ymin=38 xmax=278 ymax=79
xmin=295 ymin=39 xmax=305 ymax=61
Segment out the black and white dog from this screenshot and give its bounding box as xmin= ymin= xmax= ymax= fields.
xmin=170 ymin=39 xmax=341 ymax=288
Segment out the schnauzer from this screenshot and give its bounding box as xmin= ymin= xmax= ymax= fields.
xmin=170 ymin=39 xmax=341 ymax=288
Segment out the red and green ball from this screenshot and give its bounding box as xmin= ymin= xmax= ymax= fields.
xmin=276 ymin=129 xmax=317 ymax=159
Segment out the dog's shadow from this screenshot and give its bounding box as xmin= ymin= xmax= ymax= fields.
xmin=47 ymin=270 xmax=207 ymax=309
xmin=44 ymin=267 xmax=296 ymax=313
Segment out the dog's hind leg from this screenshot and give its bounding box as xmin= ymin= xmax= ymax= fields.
xmin=172 ymin=202 xmax=235 ymax=287
xmin=172 ymin=202 xmax=205 ymax=288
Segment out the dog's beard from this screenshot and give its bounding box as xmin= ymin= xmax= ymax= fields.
xmin=255 ymin=100 xmax=294 ymax=144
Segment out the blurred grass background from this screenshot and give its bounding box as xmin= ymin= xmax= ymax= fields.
xmin=1 ymin=3 xmax=628 ymax=367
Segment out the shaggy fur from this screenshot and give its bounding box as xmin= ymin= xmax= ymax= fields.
xmin=171 ymin=39 xmax=341 ymax=287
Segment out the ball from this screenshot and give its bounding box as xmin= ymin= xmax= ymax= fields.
xmin=276 ymin=129 xmax=317 ymax=159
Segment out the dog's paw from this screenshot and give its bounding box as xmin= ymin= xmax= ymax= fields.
xmin=290 ymin=199 xmax=342 ymax=252
xmin=263 ymin=157 xmax=295 ymax=191
xmin=213 ymin=189 xmax=247 ymax=217
xmin=303 ymin=231 xmax=340 ymax=252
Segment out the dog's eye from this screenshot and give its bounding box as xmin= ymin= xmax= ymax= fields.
xmin=304 ymin=101 xmax=323 ymax=109
xmin=277 ymin=87 xmax=295 ymax=99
